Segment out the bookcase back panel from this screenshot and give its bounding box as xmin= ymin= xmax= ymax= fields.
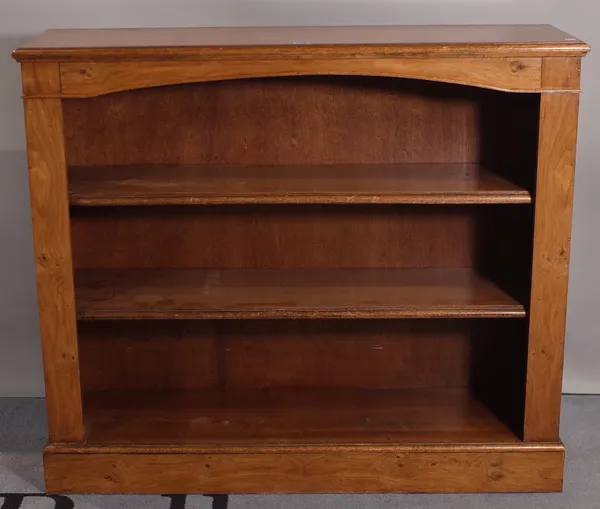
xmin=71 ymin=205 xmax=476 ymax=269
xmin=71 ymin=206 xmax=533 ymax=287
xmin=79 ymin=321 xmax=217 ymax=392
xmin=63 ymin=77 xmax=483 ymax=166
xmin=78 ymin=320 xmax=474 ymax=391
xmin=78 ymin=318 xmax=527 ymax=437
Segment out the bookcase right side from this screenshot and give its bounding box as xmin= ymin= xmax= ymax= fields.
xmin=524 ymin=57 xmax=583 ymax=442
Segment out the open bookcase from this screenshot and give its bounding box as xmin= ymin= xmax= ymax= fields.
xmin=14 ymin=25 xmax=589 ymax=494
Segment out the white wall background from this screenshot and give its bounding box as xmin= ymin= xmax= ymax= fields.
xmin=0 ymin=0 xmax=598 ymax=396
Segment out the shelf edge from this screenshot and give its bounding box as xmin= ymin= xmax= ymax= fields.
xmin=76 ymin=307 xmax=527 ymax=320
xmin=69 ymin=194 xmax=532 ymax=207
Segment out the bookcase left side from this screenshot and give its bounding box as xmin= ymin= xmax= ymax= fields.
xmin=21 ymin=61 xmax=84 ymax=443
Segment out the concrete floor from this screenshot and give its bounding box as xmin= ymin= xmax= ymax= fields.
xmin=1 ymin=396 xmax=599 ymax=508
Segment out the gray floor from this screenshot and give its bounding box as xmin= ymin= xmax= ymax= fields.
xmin=1 ymin=396 xmax=599 ymax=508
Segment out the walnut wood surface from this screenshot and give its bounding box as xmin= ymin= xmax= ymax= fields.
xmin=82 ymin=387 xmax=517 ymax=446
xmin=44 ymin=445 xmax=565 ymax=494
xmin=76 ymin=319 xmax=528 ymax=441
xmin=63 ymin=77 xmax=484 ymax=167
xmin=14 ymin=25 xmax=589 ymax=63
xmin=59 ymin=57 xmax=543 ymax=97
xmin=20 ymin=62 xmax=60 ymax=96
xmin=525 ymin=92 xmax=580 ymax=442
xmin=74 ymin=268 xmax=525 ymax=320
xmin=22 ymin=63 xmax=85 ymax=443
xmin=47 ymin=442 xmax=563 ymax=455
xmin=70 ymin=206 xmax=481 ymax=269
xmin=542 ymin=57 xmax=582 ymax=90
xmin=68 ymin=163 xmax=531 ymax=206
xmin=78 ymin=320 xmax=475 ymax=391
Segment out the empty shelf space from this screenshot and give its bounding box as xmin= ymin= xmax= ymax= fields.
xmin=68 ymin=164 xmax=531 ymax=206
xmin=83 ymin=387 xmax=520 ymax=446
xmin=74 ymin=268 xmax=525 ymax=320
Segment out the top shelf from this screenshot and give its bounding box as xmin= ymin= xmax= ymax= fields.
xmin=68 ymin=163 xmax=531 ymax=206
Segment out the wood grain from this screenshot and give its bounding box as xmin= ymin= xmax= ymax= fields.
xmin=21 ymin=62 xmax=60 ymax=96
xmin=82 ymin=387 xmax=518 ymax=446
xmin=77 ymin=320 xmax=476 ymax=392
xmin=524 ymin=93 xmax=580 ymax=442
xmin=46 ymin=442 xmax=564 ymax=454
xmin=22 ymin=63 xmax=84 ymax=443
xmin=542 ymin=57 xmax=582 ymax=90
xmin=63 ymin=77 xmax=483 ymax=167
xmin=43 ymin=445 xmax=565 ymax=494
xmin=14 ymin=25 xmax=589 ymax=62
xmin=68 ymin=163 xmax=531 ymax=206
xmin=78 ymin=322 xmax=218 ymax=391
xmin=216 ymin=320 xmax=473 ymax=390
xmin=74 ymin=268 xmax=526 ymax=320
xmin=59 ymin=58 xmax=542 ymax=97
xmin=70 ymin=206 xmax=479 ymax=269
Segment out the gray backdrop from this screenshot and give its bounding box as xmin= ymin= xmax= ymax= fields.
xmin=1 ymin=0 xmax=598 ymax=396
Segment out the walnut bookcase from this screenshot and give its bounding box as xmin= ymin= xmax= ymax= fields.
xmin=14 ymin=25 xmax=589 ymax=494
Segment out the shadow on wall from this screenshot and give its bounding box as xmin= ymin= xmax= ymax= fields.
xmin=0 ymin=149 xmax=42 ymax=398
xmin=0 ymin=36 xmax=28 ymax=152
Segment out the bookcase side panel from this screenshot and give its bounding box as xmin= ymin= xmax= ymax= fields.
xmin=22 ymin=62 xmax=85 ymax=443
xmin=525 ymin=59 xmax=582 ymax=441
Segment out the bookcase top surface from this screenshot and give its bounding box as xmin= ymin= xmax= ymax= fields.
xmin=13 ymin=25 xmax=589 ymax=61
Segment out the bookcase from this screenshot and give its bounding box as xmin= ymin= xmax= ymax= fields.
xmin=14 ymin=25 xmax=589 ymax=494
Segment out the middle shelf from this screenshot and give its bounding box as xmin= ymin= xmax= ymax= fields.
xmin=74 ymin=268 xmax=525 ymax=320
xmin=68 ymin=163 xmax=531 ymax=206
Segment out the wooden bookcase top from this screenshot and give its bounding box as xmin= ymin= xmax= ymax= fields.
xmin=13 ymin=25 xmax=590 ymax=61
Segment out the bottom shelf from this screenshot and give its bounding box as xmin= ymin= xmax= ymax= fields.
xmin=84 ymin=387 xmax=519 ymax=446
